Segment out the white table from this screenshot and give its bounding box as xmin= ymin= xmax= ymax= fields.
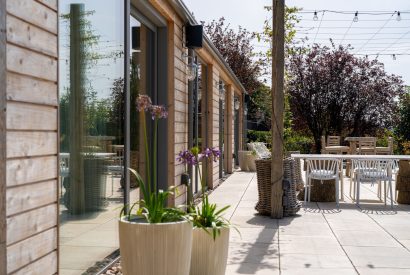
xmin=291 ymin=154 xmax=410 ymax=161
xmin=60 ymin=152 xmax=116 ymax=159
xmin=291 ymin=154 xmax=410 ymax=202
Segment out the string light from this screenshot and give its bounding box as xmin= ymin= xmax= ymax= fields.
xmin=313 ymin=11 xmax=318 ymax=21
xmin=353 ymin=11 xmax=359 ymax=22
xmin=397 ymin=11 xmax=402 ymax=21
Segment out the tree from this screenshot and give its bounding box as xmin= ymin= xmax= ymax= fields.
xmin=204 ymin=18 xmax=261 ymax=94
xmin=287 ymin=43 xmax=404 ymax=152
xmin=395 ymin=87 xmax=410 ymax=152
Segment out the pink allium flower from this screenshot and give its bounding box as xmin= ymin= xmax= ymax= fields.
xmin=150 ymin=105 xmax=168 ymax=120
xmin=136 ymin=95 xmax=152 ymax=112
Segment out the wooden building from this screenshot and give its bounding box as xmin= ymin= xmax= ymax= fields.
xmin=0 ymin=0 xmax=246 ymax=273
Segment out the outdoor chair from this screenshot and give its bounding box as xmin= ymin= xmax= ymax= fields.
xmin=375 ymin=137 xmax=394 ymax=155
xmin=106 ymin=146 xmax=124 ymax=195
xmin=321 ymin=135 xmax=349 ymax=154
xmin=304 ymin=158 xmax=340 ymax=208
xmin=351 ymin=159 xmax=394 ymax=208
xmin=357 ymin=137 xmax=376 ymax=155
xmin=60 ymin=155 xmax=70 ymax=197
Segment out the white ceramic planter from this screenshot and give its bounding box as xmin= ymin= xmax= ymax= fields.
xmin=119 ymin=217 xmax=192 ymax=275
xmin=190 ymin=227 xmax=230 ymax=275
xmin=238 ymin=151 xmax=250 ymax=171
xmin=247 ymin=154 xmax=257 ymax=172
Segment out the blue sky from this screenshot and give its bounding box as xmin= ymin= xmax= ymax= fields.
xmin=184 ymin=0 xmax=410 ymax=85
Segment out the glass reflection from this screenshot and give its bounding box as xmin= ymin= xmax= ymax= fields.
xmin=59 ymin=1 xmax=125 ymax=272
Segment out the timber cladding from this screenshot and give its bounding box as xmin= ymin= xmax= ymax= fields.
xmin=4 ymin=0 xmax=58 ymax=274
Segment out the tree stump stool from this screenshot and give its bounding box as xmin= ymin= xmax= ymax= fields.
xmin=397 ymin=160 xmax=410 ymax=204
xmin=298 ymin=178 xmax=336 ymax=202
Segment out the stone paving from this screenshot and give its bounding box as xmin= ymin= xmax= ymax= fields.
xmin=212 ymin=171 xmax=410 ymax=275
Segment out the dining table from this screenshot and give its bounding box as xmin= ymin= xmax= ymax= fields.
xmin=291 ymin=153 xmax=410 ymax=203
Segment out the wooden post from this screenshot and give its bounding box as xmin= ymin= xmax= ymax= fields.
xmin=0 ymin=0 xmax=6 ymax=272
xmin=271 ymin=0 xmax=285 ymax=219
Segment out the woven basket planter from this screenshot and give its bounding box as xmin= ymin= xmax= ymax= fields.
xmin=255 ymin=158 xmax=301 ymax=216
xmin=397 ymin=160 xmax=410 ymax=204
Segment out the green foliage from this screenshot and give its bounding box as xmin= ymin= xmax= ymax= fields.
xmin=285 ymin=135 xmax=314 ymax=154
xmin=189 ymin=196 xmax=232 ymax=240
xmin=247 ymin=130 xmax=271 ymax=145
xmin=395 ymin=90 xmax=410 ymax=140
xmin=122 ymin=169 xmax=186 ymax=223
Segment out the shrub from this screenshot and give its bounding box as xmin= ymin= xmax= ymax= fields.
xmin=247 ymin=130 xmax=314 ymax=154
xmin=285 ymin=135 xmax=314 ymax=154
xmin=247 ymin=130 xmax=271 ymax=146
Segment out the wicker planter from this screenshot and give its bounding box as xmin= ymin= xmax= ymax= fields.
xmin=119 ymin=217 xmax=192 ymax=275
xmin=397 ymin=160 xmax=410 ymax=204
xmin=190 ymin=227 xmax=230 ymax=275
xmin=255 ymin=158 xmax=301 ymax=216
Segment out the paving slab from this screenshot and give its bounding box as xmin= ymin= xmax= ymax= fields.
xmin=206 ymin=171 xmax=410 ymax=275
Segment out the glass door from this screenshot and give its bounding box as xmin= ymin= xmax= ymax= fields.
xmin=189 ymin=56 xmax=208 ymax=197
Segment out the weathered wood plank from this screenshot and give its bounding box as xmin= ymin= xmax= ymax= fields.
xmin=6 ymin=180 xmax=57 ymax=216
xmin=7 ymin=204 xmax=57 ymax=245
xmin=0 ymin=0 xmax=6 ymax=272
xmin=7 ymin=72 xmax=57 ymax=106
xmin=7 ymin=131 xmax=57 ymax=158
xmin=7 ymin=102 xmax=57 ymax=131
xmin=12 ymin=251 xmax=57 ymax=275
xmin=6 ymin=0 xmax=57 ymax=34
xmin=7 ymin=157 xmax=57 ymax=187
xmin=7 ymin=44 xmax=57 ymax=82
xmin=7 ymin=228 xmax=57 ymax=273
xmin=35 ymin=0 xmax=57 ymax=11
xmin=7 ymin=15 xmax=57 ymax=57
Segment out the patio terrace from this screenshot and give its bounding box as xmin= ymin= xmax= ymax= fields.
xmin=217 ymin=171 xmax=410 ymax=275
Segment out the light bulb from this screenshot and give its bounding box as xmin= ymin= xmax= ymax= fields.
xmin=397 ymin=11 xmax=401 ymax=21
xmin=392 ymin=54 xmax=396 ymax=60
xmin=187 ymin=64 xmax=197 ymax=81
xmin=353 ymin=11 xmax=359 ymax=22
xmin=313 ymin=11 xmax=318 ymax=21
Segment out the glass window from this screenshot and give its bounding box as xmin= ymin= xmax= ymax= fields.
xmin=189 ymin=59 xmax=208 ymax=196
xmin=59 ymin=1 xmax=125 ymax=272
xmin=59 ymin=2 xmax=165 ymax=273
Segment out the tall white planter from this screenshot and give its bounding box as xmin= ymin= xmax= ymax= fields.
xmin=247 ymin=154 xmax=257 ymax=172
xmin=238 ymin=151 xmax=250 ymax=171
xmin=190 ymin=227 xmax=230 ymax=275
xmin=119 ymin=218 xmax=192 ymax=275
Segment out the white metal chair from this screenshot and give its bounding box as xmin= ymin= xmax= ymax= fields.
xmin=106 ymin=146 xmax=124 ymax=195
xmin=352 ymin=159 xmax=394 ymax=208
xmin=60 ymin=154 xmax=70 ymax=197
xmin=305 ymin=158 xmax=340 ymax=208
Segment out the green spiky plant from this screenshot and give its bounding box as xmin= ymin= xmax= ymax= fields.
xmin=120 ymin=95 xmax=187 ymax=224
xmin=177 ymin=147 xmax=238 ymax=240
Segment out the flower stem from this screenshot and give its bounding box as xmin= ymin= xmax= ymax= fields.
xmin=142 ymin=111 xmax=151 ymax=195
xmin=153 ymin=117 xmax=158 ymax=194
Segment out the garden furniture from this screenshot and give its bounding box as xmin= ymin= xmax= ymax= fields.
xmin=358 ymin=137 xmax=377 ymax=155
xmin=321 ymin=135 xmax=349 ymax=154
xmin=375 ymin=137 xmax=394 ymax=155
xmin=352 ymin=159 xmax=394 ymax=208
xmin=304 ymin=158 xmax=340 ymax=208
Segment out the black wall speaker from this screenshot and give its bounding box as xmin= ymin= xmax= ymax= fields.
xmin=185 ymin=24 xmax=203 ymax=49
xmin=132 ymin=26 xmax=140 ymax=50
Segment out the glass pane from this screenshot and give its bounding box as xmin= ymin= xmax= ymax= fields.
xmin=129 ymin=15 xmax=154 ymax=201
xmin=59 ymin=1 xmax=124 ymax=272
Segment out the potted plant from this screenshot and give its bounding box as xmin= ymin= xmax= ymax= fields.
xmin=177 ymin=147 xmax=236 ymax=275
xmin=247 ymin=150 xmax=258 ymax=172
xmin=119 ymin=95 xmax=192 ymax=275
